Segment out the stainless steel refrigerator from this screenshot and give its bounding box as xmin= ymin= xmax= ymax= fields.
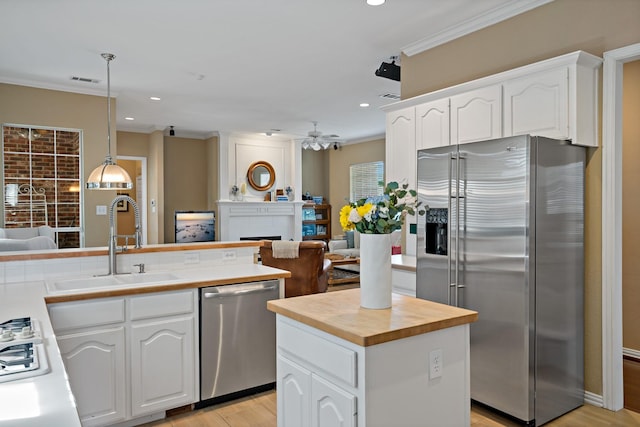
xmin=416 ymin=135 xmax=584 ymax=426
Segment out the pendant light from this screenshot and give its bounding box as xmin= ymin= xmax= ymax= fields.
xmin=86 ymin=53 xmax=133 ymax=190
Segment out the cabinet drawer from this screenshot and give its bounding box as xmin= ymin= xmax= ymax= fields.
xmin=49 ymin=298 xmax=125 ymax=332
xmin=278 ymin=319 xmax=357 ymax=388
xmin=130 ymin=290 xmax=194 ymax=321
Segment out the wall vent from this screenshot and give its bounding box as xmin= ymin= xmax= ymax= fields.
xmin=379 ymin=93 xmax=400 ymax=100
xmin=71 ymin=76 xmax=100 ymax=84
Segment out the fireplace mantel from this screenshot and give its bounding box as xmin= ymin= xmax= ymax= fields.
xmin=216 ymin=201 xmax=304 ymax=241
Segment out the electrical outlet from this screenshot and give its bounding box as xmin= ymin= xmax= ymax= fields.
xmin=429 ymin=349 xmax=443 ymax=379
xmin=223 ymin=251 xmax=236 ymax=261
xmin=96 ymin=205 xmax=107 ymax=215
xmin=184 ymin=253 xmax=200 ymax=264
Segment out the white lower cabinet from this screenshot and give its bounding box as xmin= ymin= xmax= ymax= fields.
xmin=130 ymin=316 xmax=196 ymax=417
xmin=278 ymin=356 xmax=311 ymax=427
xmin=276 ymin=315 xmax=471 ymax=427
xmin=278 ymin=356 xmax=356 ymax=427
xmin=56 ymin=327 xmax=126 ymax=427
xmin=48 ymin=289 xmax=198 ymax=427
xmin=311 ymin=374 xmax=357 ymax=427
xmin=391 ymin=267 xmax=416 ymax=297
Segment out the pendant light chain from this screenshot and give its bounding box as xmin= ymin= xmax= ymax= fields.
xmin=104 ymin=53 xmax=114 ymax=163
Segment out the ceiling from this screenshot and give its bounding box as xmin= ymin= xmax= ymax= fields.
xmin=0 ymin=0 xmax=549 ymax=143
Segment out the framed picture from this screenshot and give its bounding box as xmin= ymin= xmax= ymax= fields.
xmin=116 ymin=192 xmax=129 ymax=212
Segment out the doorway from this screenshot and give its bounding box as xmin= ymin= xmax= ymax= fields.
xmin=117 ymin=155 xmax=147 ymax=245
xmin=602 ymin=43 xmax=640 ymax=411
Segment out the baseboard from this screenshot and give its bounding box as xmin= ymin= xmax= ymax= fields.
xmin=584 ymin=390 xmax=604 ymax=407
xmin=623 ymin=347 xmax=640 ymax=360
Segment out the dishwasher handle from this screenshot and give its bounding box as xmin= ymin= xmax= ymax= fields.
xmin=203 ymin=281 xmax=278 ymax=299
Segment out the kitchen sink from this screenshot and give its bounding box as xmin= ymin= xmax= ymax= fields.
xmin=46 ymin=271 xmax=179 ymax=294
xmin=47 ymin=275 xmax=123 ymax=293
xmin=115 ymin=272 xmax=178 ymax=284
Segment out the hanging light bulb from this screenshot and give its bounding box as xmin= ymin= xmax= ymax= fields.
xmin=86 ymin=53 xmax=132 ymax=190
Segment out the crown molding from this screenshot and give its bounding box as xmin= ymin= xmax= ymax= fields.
xmin=401 ymin=0 xmax=553 ymax=57
xmin=0 ymin=76 xmax=110 ymax=97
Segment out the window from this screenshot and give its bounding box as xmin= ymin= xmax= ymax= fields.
xmin=349 ymin=161 xmax=384 ymax=202
xmin=2 ymin=125 xmax=82 ymax=248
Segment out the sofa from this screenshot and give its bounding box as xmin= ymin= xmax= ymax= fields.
xmin=327 ymin=231 xmax=360 ymax=258
xmin=0 ymin=225 xmax=57 ymax=251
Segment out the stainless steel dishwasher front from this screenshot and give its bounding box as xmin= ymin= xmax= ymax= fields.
xmin=199 ymin=280 xmax=279 ymax=403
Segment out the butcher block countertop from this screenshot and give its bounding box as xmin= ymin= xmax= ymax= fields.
xmin=267 ymin=288 xmax=477 ymax=347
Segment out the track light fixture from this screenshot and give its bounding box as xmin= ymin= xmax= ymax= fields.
xmin=375 ymin=57 xmax=400 ymax=82
xmin=169 ymin=126 xmax=175 ymax=136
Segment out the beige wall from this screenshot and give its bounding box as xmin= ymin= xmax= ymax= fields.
xmin=327 ymin=139 xmax=385 ymax=238
xmin=163 ymin=136 xmax=209 ymax=243
xmin=301 ymin=149 xmax=329 ymax=201
xmin=623 ymin=60 xmax=640 ymax=350
xmin=0 ymin=83 xmax=116 ymax=247
xmin=401 ymin=0 xmax=640 ymax=396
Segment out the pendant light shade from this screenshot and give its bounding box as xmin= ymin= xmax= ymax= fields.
xmin=86 ymin=53 xmax=132 ymax=190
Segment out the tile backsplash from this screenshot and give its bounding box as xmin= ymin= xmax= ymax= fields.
xmin=0 ymin=246 xmax=257 ymax=284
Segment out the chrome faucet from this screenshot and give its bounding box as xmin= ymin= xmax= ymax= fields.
xmin=108 ymin=194 xmax=141 ymax=275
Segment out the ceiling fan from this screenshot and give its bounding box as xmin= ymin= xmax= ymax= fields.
xmin=298 ymin=121 xmax=342 ymax=151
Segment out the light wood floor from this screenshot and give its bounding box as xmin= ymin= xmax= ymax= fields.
xmin=142 ymin=390 xmax=640 ymax=427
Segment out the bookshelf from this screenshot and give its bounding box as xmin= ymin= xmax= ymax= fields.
xmin=302 ymin=203 xmax=331 ymax=242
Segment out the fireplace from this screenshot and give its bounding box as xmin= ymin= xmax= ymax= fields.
xmin=216 ymin=201 xmax=304 ymax=241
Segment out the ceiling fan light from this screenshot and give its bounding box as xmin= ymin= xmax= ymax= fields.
xmin=320 ymin=140 xmax=331 ymax=150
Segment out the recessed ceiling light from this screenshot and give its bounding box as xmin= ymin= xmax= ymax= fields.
xmin=360 ymin=103 xmax=370 ymax=108
xmin=367 ymin=0 xmax=385 ymax=5
xmin=149 ymin=96 xmax=161 ymax=101
xmin=124 ymin=117 xmax=135 ymax=121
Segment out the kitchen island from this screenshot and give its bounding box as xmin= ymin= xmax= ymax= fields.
xmin=268 ymin=288 xmax=478 ymax=427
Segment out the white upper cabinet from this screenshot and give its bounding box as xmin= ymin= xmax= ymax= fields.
xmin=416 ymin=98 xmax=450 ymax=149
xmin=451 ymin=85 xmax=502 ymax=145
xmin=383 ymin=51 xmax=602 ymax=149
xmin=503 ymin=67 xmax=569 ymax=140
xmin=385 ymin=106 xmax=416 ymax=185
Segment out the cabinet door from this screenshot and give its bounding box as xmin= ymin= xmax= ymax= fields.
xmin=451 ymin=85 xmax=502 ymax=145
xmin=56 ymin=327 xmax=126 ymax=427
xmin=278 ymin=355 xmax=311 ymax=427
xmin=130 ymin=316 xmax=196 ymax=417
xmin=503 ymin=67 xmax=569 ymax=139
xmin=392 ymin=268 xmax=416 ymax=297
xmin=311 ymin=374 xmax=357 ymax=427
xmin=416 ymin=98 xmax=450 ymax=149
xmin=385 ymin=106 xmax=416 ymax=184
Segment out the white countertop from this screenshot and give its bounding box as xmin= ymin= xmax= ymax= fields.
xmin=0 ymin=263 xmax=289 ymax=427
xmin=391 ymin=254 xmax=416 ymax=272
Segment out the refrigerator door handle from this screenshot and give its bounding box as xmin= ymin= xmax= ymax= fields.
xmin=455 ymin=153 xmax=467 ymax=306
xmin=447 ymin=153 xmax=455 ymax=305
xmin=454 ymin=152 xmax=463 ymax=306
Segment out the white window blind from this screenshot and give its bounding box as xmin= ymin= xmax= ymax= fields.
xmin=349 ymin=161 xmax=384 ymax=202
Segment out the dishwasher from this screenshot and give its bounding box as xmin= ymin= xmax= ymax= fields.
xmin=197 ymin=279 xmax=279 ymax=406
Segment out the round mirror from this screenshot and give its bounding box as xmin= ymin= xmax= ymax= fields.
xmin=247 ymin=161 xmax=275 ymax=191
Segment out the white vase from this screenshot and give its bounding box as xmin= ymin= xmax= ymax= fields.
xmin=359 ymin=233 xmax=392 ymax=309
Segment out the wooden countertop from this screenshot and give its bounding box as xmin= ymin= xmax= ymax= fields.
xmin=267 ymin=288 xmax=477 ymax=347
